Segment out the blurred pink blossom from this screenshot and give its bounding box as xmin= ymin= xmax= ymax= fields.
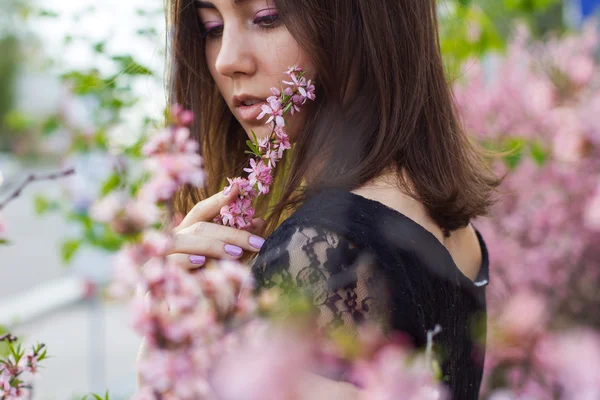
xmin=352 ymin=345 xmax=448 ymax=400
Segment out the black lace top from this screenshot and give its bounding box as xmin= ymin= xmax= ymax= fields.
xmin=252 ymin=189 xmax=490 ymax=399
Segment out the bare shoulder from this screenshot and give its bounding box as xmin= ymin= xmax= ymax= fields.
xmin=352 ymin=172 xmax=482 ymax=281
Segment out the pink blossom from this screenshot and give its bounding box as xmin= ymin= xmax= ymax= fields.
xmin=257 ymin=136 xmax=270 ymax=152
xmin=109 ymin=244 xmax=147 ymax=297
xmin=537 ymin=329 xmax=600 ymax=399
xmin=286 ymin=64 xmax=303 ymax=75
xmin=243 ymin=159 xmax=273 ymax=195
xmin=584 ymin=182 xmax=600 ymax=231
xmin=89 ymin=191 xmax=124 ymax=223
xmin=138 ymin=173 xmax=179 ymax=203
xmin=224 ymin=177 xmax=257 ymax=199
xmin=352 ymin=345 xmax=448 ymax=400
xmin=130 ymin=387 xmax=156 ymax=400
xmin=264 ymin=148 xmax=280 ymax=168
xmin=143 ymin=126 xmax=198 ymax=156
xmin=142 ymin=230 xmax=173 ymax=257
xmin=210 ymin=326 xmax=312 ymax=400
xmin=144 ymin=153 xmax=205 ymax=188
xmin=24 ymin=351 xmax=39 ymax=375
xmin=267 ymin=86 xmax=293 ymax=104
xmin=298 ymin=79 xmax=316 ymax=103
xmin=220 ymin=198 xmax=254 ymax=228
xmin=257 ymin=99 xmax=285 ymax=127
xmin=274 ymin=126 xmax=291 ymax=154
xmin=90 ymin=192 xmax=161 ymax=233
xmin=170 ymin=104 xmax=195 ymax=127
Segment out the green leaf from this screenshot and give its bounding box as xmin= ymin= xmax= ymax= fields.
xmin=136 ymin=28 xmax=158 ymax=37
xmin=60 ymin=70 xmax=105 ymax=95
xmin=100 ymin=173 xmax=122 ymax=196
xmin=38 ymin=348 xmax=48 ymax=361
xmin=246 ymin=140 xmax=259 ymax=155
xmin=530 ymin=141 xmax=548 ymax=166
xmin=34 ymin=195 xmax=49 ymax=216
xmin=33 ymin=195 xmax=60 ymax=216
xmin=38 ymin=9 xmax=59 ymax=18
xmin=61 ymin=239 xmax=82 ymax=265
xmin=283 ymin=102 xmax=293 ymax=114
xmin=0 ymin=238 xmax=10 ymax=245
xmin=41 ymin=115 xmax=61 ymax=135
xmin=111 ymin=55 xmax=153 ymax=76
xmin=503 ymin=137 xmax=526 ymax=170
xmin=93 ymin=41 xmax=106 ymax=54
xmin=3 ymin=109 xmax=34 ymax=132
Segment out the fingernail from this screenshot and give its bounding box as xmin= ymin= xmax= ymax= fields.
xmin=249 ymin=236 xmax=265 ymax=249
xmin=223 ymin=186 xmax=231 ymax=196
xmin=189 ymin=255 xmax=206 ymax=265
xmin=224 ymin=244 xmax=243 ymax=257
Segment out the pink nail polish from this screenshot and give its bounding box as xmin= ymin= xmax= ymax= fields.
xmin=224 ymin=244 xmax=243 ymax=257
xmin=249 ymin=236 xmax=265 ymax=249
xmin=189 ymin=255 xmax=206 ymax=265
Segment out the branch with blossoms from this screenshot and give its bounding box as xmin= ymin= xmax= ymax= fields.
xmin=0 ymin=167 xmax=75 ymax=398
xmin=214 ymin=65 xmax=316 ymax=230
xmin=0 ymin=334 xmax=47 ymax=400
xmin=0 ymin=168 xmax=75 ymax=243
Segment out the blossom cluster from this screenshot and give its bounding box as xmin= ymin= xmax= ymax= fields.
xmin=0 ymin=334 xmax=46 ymax=400
xmin=215 ymin=65 xmax=316 ymax=229
xmin=454 ymin=22 xmax=600 ymax=397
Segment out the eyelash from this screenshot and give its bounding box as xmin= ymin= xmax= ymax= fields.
xmin=201 ymin=13 xmax=281 ymax=40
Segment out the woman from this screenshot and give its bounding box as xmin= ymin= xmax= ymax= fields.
xmin=156 ymin=0 xmax=503 ymax=398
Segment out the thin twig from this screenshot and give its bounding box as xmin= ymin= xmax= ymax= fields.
xmin=0 ymin=333 xmax=18 ymax=343
xmin=0 ymin=167 xmax=75 ymax=211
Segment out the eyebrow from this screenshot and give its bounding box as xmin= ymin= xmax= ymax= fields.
xmin=195 ymin=0 xmax=248 ymax=9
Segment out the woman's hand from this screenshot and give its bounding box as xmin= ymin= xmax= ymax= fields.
xmin=167 ymin=184 xmax=266 ymax=270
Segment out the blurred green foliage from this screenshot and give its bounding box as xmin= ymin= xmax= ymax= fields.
xmin=0 ymin=325 xmax=9 ymax=357
xmin=0 ymin=36 xmax=19 ymax=147
xmin=439 ymin=0 xmax=565 ymax=75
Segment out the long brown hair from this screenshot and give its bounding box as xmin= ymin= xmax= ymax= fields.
xmin=167 ymin=0 xmax=503 ymax=241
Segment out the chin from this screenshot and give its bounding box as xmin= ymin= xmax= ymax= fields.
xmin=244 ymin=124 xmax=273 ymax=140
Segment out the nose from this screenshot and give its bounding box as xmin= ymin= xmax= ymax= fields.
xmin=214 ymin=27 xmax=256 ymax=78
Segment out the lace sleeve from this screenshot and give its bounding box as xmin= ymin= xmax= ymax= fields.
xmin=252 ymin=225 xmax=391 ymax=335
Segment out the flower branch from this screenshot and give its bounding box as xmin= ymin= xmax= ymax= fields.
xmin=0 ymin=167 xmax=76 ymax=211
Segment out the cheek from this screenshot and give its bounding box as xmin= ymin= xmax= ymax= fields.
xmin=259 ymin=31 xmax=314 ymax=76
xmin=262 ymin=32 xmax=315 ymax=142
xmin=205 ymin=44 xmax=227 ymax=93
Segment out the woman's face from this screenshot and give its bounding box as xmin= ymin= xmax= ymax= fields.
xmin=197 ymin=0 xmax=314 ymax=141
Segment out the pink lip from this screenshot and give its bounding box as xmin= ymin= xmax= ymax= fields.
xmin=235 ymin=101 xmax=267 ymax=123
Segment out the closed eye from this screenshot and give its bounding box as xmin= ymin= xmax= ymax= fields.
xmin=202 ymin=24 xmax=224 ymax=39
xmin=254 ymin=13 xmax=281 ymax=29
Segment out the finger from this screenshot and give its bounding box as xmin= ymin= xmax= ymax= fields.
xmin=170 ymin=233 xmax=242 ymax=260
xmin=167 ymin=253 xmax=207 ymax=271
xmin=174 ymin=221 xmax=265 ymax=256
xmin=177 ymin=184 xmax=240 ymax=231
